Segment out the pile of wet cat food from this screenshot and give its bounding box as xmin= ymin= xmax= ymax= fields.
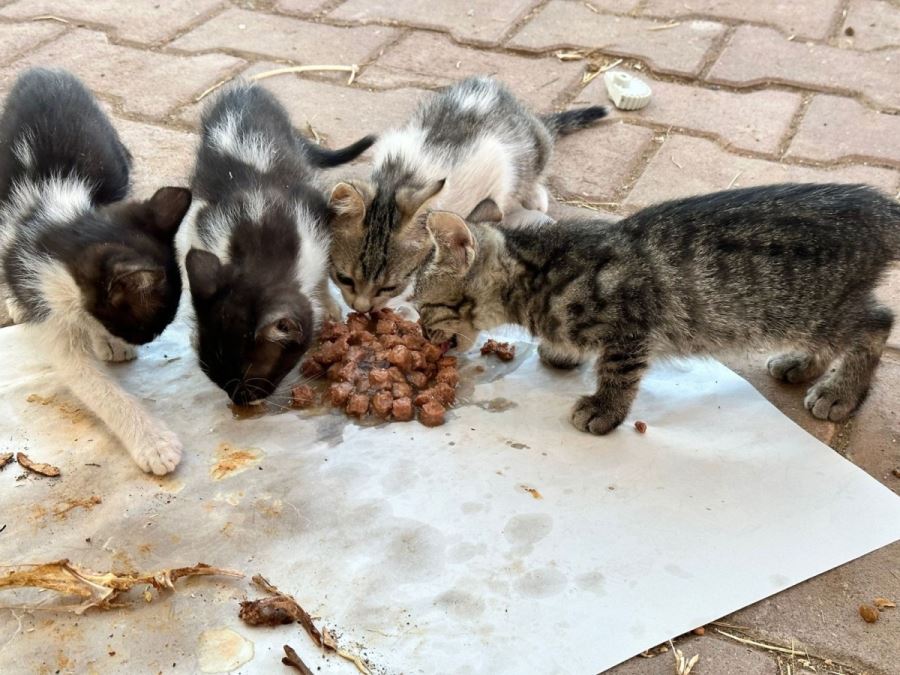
xmin=293 ymin=309 xmax=458 ymax=426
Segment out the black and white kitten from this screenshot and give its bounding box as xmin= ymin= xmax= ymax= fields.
xmin=327 ymin=75 xmax=608 ymax=313
xmin=181 ymin=82 xmax=375 ymax=405
xmin=0 ymin=68 xmax=192 ymax=474
xmin=413 ymin=184 xmax=900 ymax=434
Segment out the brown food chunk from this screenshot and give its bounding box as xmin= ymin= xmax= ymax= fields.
xmin=326 ymin=363 xmax=343 ymax=382
xmin=314 ymin=338 xmax=347 ymax=365
xmin=346 ymin=393 xmax=370 ymax=417
xmin=392 ymin=396 xmax=414 ymax=421
xmin=348 ymin=329 xmax=375 ymax=346
xmin=634 ymin=420 xmax=648 ymax=433
xmin=431 ymin=382 xmax=456 ymax=406
xmin=371 ymin=391 xmax=394 ymax=418
xmin=407 ymin=371 xmax=428 ymax=389
xmin=480 ymin=339 xmax=515 ymax=361
xmin=419 ymin=400 xmax=446 ymax=427
xmin=438 ymin=355 xmax=458 ymax=368
xmin=337 ymin=361 xmax=358 ymax=383
xmin=319 ymin=321 xmax=349 ymax=341
xmin=435 ymin=367 xmax=459 ymax=387
xmin=392 ymin=382 xmax=413 ymax=399
xmin=375 ymin=319 xmax=396 ymax=335
xmin=410 ymin=350 xmax=427 ymax=371
xmin=368 ymin=368 xmax=391 ymax=389
xmin=327 ymin=382 xmax=353 ymax=407
xmin=414 ymin=390 xmax=433 ymax=407
xmin=387 ymin=366 xmax=406 ymax=383
xmin=402 ymin=333 xmax=426 ymax=351
xmin=300 ymin=359 xmax=324 ymax=379
xmin=859 ymin=604 xmax=880 ymax=623
xmin=422 ymin=342 xmax=443 ymax=363
xmin=290 ymin=385 xmax=316 ymax=409
xmin=397 ymin=319 xmax=421 ymax=336
xmin=387 ymin=345 xmax=412 ymax=370
xmin=378 ymin=333 xmax=404 ymax=349
xmin=346 ymin=345 xmax=368 ymax=363
xmin=346 ymin=313 xmax=370 ymax=332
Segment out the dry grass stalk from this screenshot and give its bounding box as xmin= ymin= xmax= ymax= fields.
xmin=670 ymin=640 xmax=699 ymax=675
xmin=0 ymin=560 xmax=243 ymax=614
xmin=648 ymin=21 xmax=681 ymax=31
xmin=195 ymin=65 xmax=359 ymax=102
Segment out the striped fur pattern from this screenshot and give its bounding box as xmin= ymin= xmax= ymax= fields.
xmin=413 ymin=183 xmax=900 ymax=434
xmin=327 ymin=76 xmax=608 ymax=313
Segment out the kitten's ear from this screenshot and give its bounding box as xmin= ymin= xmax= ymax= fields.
xmin=257 ymin=316 xmax=303 ymax=345
xmin=466 ymin=198 xmax=503 ymax=223
xmin=108 ymin=262 xmax=165 ymax=310
xmin=329 ymin=182 xmax=366 ymax=223
xmin=185 ymin=248 xmax=222 ymax=301
xmin=396 ymin=179 xmax=446 ymax=218
xmin=142 ymin=187 xmax=193 ymax=240
xmin=426 ymin=211 xmax=477 ymax=271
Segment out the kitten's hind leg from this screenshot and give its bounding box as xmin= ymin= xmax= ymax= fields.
xmin=521 ymin=183 xmax=550 ymax=213
xmin=571 ymin=338 xmax=648 ymax=435
xmin=538 ymin=341 xmax=583 ymax=370
xmin=804 ymin=302 xmax=893 ymax=422
xmin=767 ymin=350 xmax=829 ymax=384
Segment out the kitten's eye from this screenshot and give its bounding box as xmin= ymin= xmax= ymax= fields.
xmin=336 ymin=273 xmax=355 ymax=288
xmin=377 ymin=285 xmax=398 ymax=295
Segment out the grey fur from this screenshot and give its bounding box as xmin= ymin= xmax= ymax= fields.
xmin=413 ymin=183 xmax=900 ymax=434
xmin=327 ymin=76 xmax=607 ymax=313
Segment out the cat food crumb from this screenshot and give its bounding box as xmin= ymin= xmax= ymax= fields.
xmin=692 ymin=627 xmax=705 ymax=636
xmin=873 ymin=597 xmax=896 ymax=609
xmin=16 ymin=452 xmax=60 ymax=477
xmin=419 ymin=400 xmax=446 ymax=427
xmin=290 ymin=385 xmax=316 ymax=409
xmin=301 ymin=309 xmax=459 ymax=426
xmin=480 ymin=339 xmax=515 ymax=361
xmin=634 ymin=420 xmax=648 ymax=433
xmin=892 ymin=468 xmax=900 ymax=479
xmin=859 ymin=604 xmax=879 ymax=623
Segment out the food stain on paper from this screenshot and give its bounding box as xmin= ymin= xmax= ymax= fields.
xmin=519 ymin=484 xmax=543 ymax=500
xmin=197 ymin=627 xmax=254 ymax=673
xmin=26 ymin=393 xmax=91 ymax=425
xmin=210 ymin=443 xmax=263 ymax=480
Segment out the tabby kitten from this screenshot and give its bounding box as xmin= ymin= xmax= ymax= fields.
xmin=181 ymin=82 xmax=374 ymax=405
xmin=413 ymin=183 xmax=899 ymax=434
xmin=0 ymin=68 xmax=191 ymax=474
xmin=328 ymin=75 xmax=608 ymax=313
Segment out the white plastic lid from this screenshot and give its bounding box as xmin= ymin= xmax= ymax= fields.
xmin=603 ymin=71 xmax=652 ymax=111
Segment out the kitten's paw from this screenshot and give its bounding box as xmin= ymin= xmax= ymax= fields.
xmin=571 ymin=395 xmax=626 ymax=435
xmin=93 ymin=335 xmax=137 ymax=362
xmin=767 ymin=352 xmax=825 ymax=384
xmin=130 ymin=428 xmax=183 ymax=475
xmin=538 ymin=343 xmax=582 ymax=370
xmin=323 ymin=293 xmax=343 ymax=322
xmin=803 ymin=380 xmax=862 ymax=422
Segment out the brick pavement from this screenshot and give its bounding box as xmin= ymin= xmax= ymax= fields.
xmin=0 ymin=1 xmax=897 ymax=672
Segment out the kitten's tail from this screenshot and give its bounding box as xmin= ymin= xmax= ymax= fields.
xmin=540 ymin=106 xmax=609 ymax=138
xmin=302 ymin=134 xmax=377 ymax=168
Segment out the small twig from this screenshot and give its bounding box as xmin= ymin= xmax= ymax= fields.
xmin=647 ymin=21 xmax=682 ymax=31
xmin=194 ymin=78 xmax=229 ymax=102
xmin=282 ymin=645 xmax=314 ymax=675
xmin=727 ymin=170 xmax=743 ymax=189
xmin=305 ymin=121 xmax=323 ymax=145
xmin=31 ymin=15 xmax=69 ymax=24
xmin=250 ymin=65 xmax=359 ymax=86
xmin=556 ymin=50 xmax=586 ymax=62
xmin=599 ymin=58 xmax=624 ymax=73
xmin=584 ymin=2 xmax=600 ymax=13
xmin=557 ymin=196 xmax=619 ymax=212
xmin=715 ymin=629 xmax=807 ymax=657
xmin=670 ymin=155 xmax=683 ymax=169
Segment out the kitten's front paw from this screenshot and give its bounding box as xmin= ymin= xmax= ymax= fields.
xmin=93 ymin=335 xmax=137 ymax=362
xmin=323 ymin=293 xmax=343 ymax=322
xmin=130 ymin=428 xmax=183 ymax=475
xmin=767 ymin=352 xmax=825 ymax=384
xmin=804 ymin=380 xmax=861 ymax=422
xmin=571 ymin=395 xmax=626 ymax=435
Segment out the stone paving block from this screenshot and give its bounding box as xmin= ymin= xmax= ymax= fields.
xmin=114 ymin=118 xmax=197 ymax=198
xmin=843 ymin=353 xmax=900 ymax=484
xmin=727 ymin=539 xmax=900 ymax=673
xmin=606 ymin=634 xmax=776 ymax=675
xmin=358 ymin=31 xmax=584 ymax=109
xmin=641 ymin=0 xmax=843 ymax=40
xmin=878 ymin=268 xmax=900 ymax=351
xmin=509 ymin=1 xmax=726 ymax=77
xmin=0 ymin=0 xmax=223 ymax=45
xmin=548 ymin=121 xmax=657 ymax=202
xmin=275 ymin=0 xmax=332 ymax=16
xmin=788 ymin=95 xmax=900 ymax=168
xmin=3 ymin=28 xmax=243 ymax=119
xmin=0 ymin=19 xmax=65 ymax=66
xmin=330 ymin=0 xmax=537 ymax=45
xmin=708 ymin=25 xmax=900 ymax=111
xmin=170 ymin=7 xmax=397 ymax=65
xmin=577 ymin=72 xmax=801 ymax=155
xmin=842 ymin=0 xmax=900 ymax=51
xmin=625 ymin=135 xmax=900 ymax=209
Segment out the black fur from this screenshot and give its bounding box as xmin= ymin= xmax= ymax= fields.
xmin=540 ymin=106 xmax=609 ymax=137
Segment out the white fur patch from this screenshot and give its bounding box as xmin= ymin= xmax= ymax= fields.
xmin=12 ymin=131 xmax=35 ymax=170
xmin=5 ymin=176 xmax=92 ymax=226
xmin=432 ymin=136 xmax=516 ymax=218
xmin=209 ymin=111 xmax=275 ymax=173
xmin=294 ymin=204 xmax=329 ymax=307
xmin=451 ymin=81 xmax=498 ymax=115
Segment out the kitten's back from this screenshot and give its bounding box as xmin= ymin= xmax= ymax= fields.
xmin=0 ymin=68 xmax=131 ymax=206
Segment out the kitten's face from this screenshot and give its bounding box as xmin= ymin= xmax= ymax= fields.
xmin=327 ymin=179 xmax=444 ymax=313
xmin=185 ymin=249 xmax=314 ymax=405
xmin=412 ymin=211 xmax=480 ymax=351
xmin=79 ymin=187 xmax=192 ymax=345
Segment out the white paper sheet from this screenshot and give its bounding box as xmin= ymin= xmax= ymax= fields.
xmin=1 ymin=316 xmax=899 ymax=674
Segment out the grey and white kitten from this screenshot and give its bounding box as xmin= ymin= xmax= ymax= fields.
xmin=327 ymin=75 xmax=608 ymax=313
xmin=412 ymin=184 xmax=900 ymax=434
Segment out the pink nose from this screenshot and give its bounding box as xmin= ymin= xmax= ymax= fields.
xmin=352 ymin=298 xmax=372 ymax=313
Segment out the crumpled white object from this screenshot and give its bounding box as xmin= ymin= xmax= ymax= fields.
xmin=1 ymin=315 xmax=899 ymax=674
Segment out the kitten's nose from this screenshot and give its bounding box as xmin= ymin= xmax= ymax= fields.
xmin=352 ymin=298 xmax=372 ymax=313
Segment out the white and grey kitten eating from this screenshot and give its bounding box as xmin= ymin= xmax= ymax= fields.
xmin=0 ymin=68 xmax=191 ymax=475
xmin=327 ymin=75 xmax=608 ymax=313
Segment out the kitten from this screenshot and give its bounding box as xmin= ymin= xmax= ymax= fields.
xmin=412 ymin=183 xmax=900 ymax=434
xmin=181 ymin=82 xmax=375 ymax=405
xmin=0 ymin=68 xmax=192 ymax=474
xmin=327 ymin=75 xmax=608 ymax=313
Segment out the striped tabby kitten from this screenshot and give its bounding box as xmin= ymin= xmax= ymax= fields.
xmin=412 ymin=184 xmax=899 ymax=434
xmin=327 ymin=75 xmax=607 ymax=313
